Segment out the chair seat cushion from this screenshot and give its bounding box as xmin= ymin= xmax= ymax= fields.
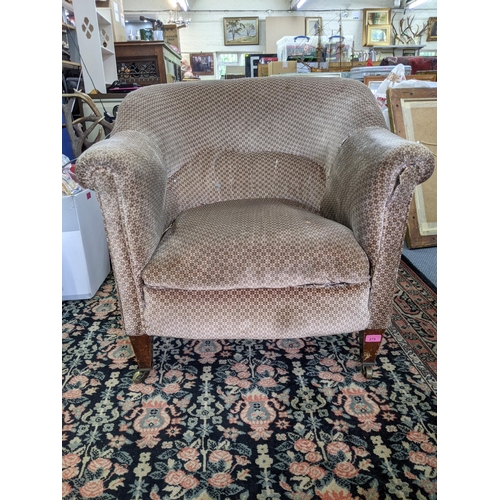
xmin=142 ymin=198 xmax=369 ymax=291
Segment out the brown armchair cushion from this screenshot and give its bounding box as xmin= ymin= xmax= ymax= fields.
xmin=142 ymin=198 xmax=369 ymax=291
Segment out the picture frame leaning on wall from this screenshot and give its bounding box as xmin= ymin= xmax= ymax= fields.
xmin=362 ymin=8 xmax=391 ymax=46
xmin=387 ymin=87 xmax=437 ymax=249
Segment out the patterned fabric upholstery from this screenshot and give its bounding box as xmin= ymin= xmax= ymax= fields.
xmin=75 ymin=77 xmax=435 ymax=340
xmin=142 ymin=198 xmax=369 ymax=290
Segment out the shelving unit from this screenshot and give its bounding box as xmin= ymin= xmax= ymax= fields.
xmin=372 ymin=44 xmax=426 ymax=56
xmin=62 ymin=23 xmax=80 ymax=65
xmin=62 ymin=1 xmax=112 ymax=301
xmin=70 ymin=0 xmax=117 ymax=93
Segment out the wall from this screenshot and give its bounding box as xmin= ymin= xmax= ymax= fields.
xmin=123 ymin=0 xmax=437 ymax=79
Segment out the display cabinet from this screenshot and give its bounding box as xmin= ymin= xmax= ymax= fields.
xmin=114 ymin=41 xmax=182 ymax=85
xmin=71 ymin=0 xmax=117 ymax=93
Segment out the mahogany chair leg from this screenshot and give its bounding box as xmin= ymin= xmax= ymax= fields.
xmin=359 ymin=329 xmax=385 ymax=379
xmin=129 ymin=334 xmax=153 ymax=382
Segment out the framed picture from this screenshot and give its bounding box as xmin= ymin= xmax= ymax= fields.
xmin=386 ymin=87 xmax=437 ymax=249
xmin=223 ymin=17 xmax=259 ymax=46
xmin=367 ymin=80 xmax=383 ymax=93
xmin=189 ymin=53 xmax=214 ymax=76
xmin=362 ymin=8 xmax=390 ymax=46
xmin=366 ymin=25 xmax=390 ymax=46
xmin=363 ymin=74 xmax=437 ymax=88
xmin=305 ymin=17 xmax=322 ymax=36
xmin=364 ymin=8 xmax=390 ymax=25
xmin=427 ymin=17 xmax=437 ymax=41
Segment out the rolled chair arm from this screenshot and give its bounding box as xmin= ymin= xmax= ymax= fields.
xmin=321 ymin=126 xmax=435 ymax=329
xmin=75 ymin=130 xmax=169 ymax=336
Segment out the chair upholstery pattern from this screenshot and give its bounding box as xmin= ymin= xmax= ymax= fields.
xmin=142 ymin=198 xmax=369 ymax=291
xmin=76 ymin=77 xmax=435 ymax=348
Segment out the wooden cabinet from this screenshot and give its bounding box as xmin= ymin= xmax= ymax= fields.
xmin=114 ymin=41 xmax=182 ymax=86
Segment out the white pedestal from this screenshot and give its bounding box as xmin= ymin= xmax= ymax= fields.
xmin=62 ymin=189 xmax=110 ymax=300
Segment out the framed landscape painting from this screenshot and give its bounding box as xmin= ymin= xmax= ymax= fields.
xmin=223 ymin=17 xmax=259 ymax=46
xmin=366 ymin=25 xmax=391 ymax=46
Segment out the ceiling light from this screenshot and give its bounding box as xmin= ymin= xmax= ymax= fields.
xmin=408 ymin=0 xmax=429 ymax=9
xmin=177 ymin=0 xmax=189 ymax=11
xmin=296 ymin=0 xmax=308 ymax=8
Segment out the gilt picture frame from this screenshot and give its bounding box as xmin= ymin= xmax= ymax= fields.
xmin=364 ymin=9 xmax=390 ymax=26
xmin=366 ymin=25 xmax=391 ymax=46
xmin=362 ymin=8 xmax=391 ymax=46
xmin=223 ymin=17 xmax=259 ymax=46
xmin=427 ymin=17 xmax=437 ymax=42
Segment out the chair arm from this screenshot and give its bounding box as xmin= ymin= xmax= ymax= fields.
xmin=75 ymin=130 xmax=169 ymax=336
xmin=321 ymin=126 xmax=435 ymax=329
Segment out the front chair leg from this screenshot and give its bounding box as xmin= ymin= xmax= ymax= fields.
xmin=129 ymin=334 xmax=153 ymax=383
xmin=359 ymin=329 xmax=385 ymax=379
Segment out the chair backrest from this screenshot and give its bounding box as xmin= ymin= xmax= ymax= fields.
xmin=112 ymin=77 xmax=387 ymax=213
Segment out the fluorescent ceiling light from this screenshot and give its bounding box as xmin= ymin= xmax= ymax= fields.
xmin=296 ymin=0 xmax=308 ymax=9
xmin=408 ymin=0 xmax=429 ymax=9
xmin=177 ymin=0 xmax=189 ymax=11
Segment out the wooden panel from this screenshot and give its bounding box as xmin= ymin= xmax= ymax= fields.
xmin=265 ymin=16 xmax=304 ymax=54
xmin=363 ymin=73 xmax=437 ymax=86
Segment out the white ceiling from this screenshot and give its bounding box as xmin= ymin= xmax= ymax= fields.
xmin=124 ymin=0 xmax=437 ymax=22
xmin=185 ymin=0 xmax=437 ymax=11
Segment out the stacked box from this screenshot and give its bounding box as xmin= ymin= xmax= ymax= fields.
xmin=266 ymin=61 xmax=297 ymax=76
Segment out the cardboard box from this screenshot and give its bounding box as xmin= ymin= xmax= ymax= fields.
xmin=257 ymin=63 xmax=269 ymax=77
xmin=266 ymin=61 xmax=297 ymax=76
xmin=62 ymin=189 xmax=111 ymax=300
xmin=163 ymin=26 xmax=181 ymax=51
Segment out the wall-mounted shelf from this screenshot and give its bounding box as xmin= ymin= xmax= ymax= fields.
xmin=372 ymin=44 xmax=426 ymax=56
xmin=62 ymin=3 xmax=80 ymax=67
xmin=63 ymin=60 xmax=81 ymax=70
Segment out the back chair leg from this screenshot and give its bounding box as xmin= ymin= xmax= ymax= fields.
xmin=129 ymin=334 xmax=153 ymax=383
xmin=359 ymin=329 xmax=385 ymax=379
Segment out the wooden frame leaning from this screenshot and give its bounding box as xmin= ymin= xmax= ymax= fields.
xmin=386 ymin=87 xmax=437 ymax=249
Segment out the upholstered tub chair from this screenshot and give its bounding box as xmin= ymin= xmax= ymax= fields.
xmin=75 ymin=77 xmax=434 ymax=381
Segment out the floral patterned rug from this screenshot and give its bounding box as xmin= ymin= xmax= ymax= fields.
xmin=62 ymin=259 xmax=437 ymax=500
